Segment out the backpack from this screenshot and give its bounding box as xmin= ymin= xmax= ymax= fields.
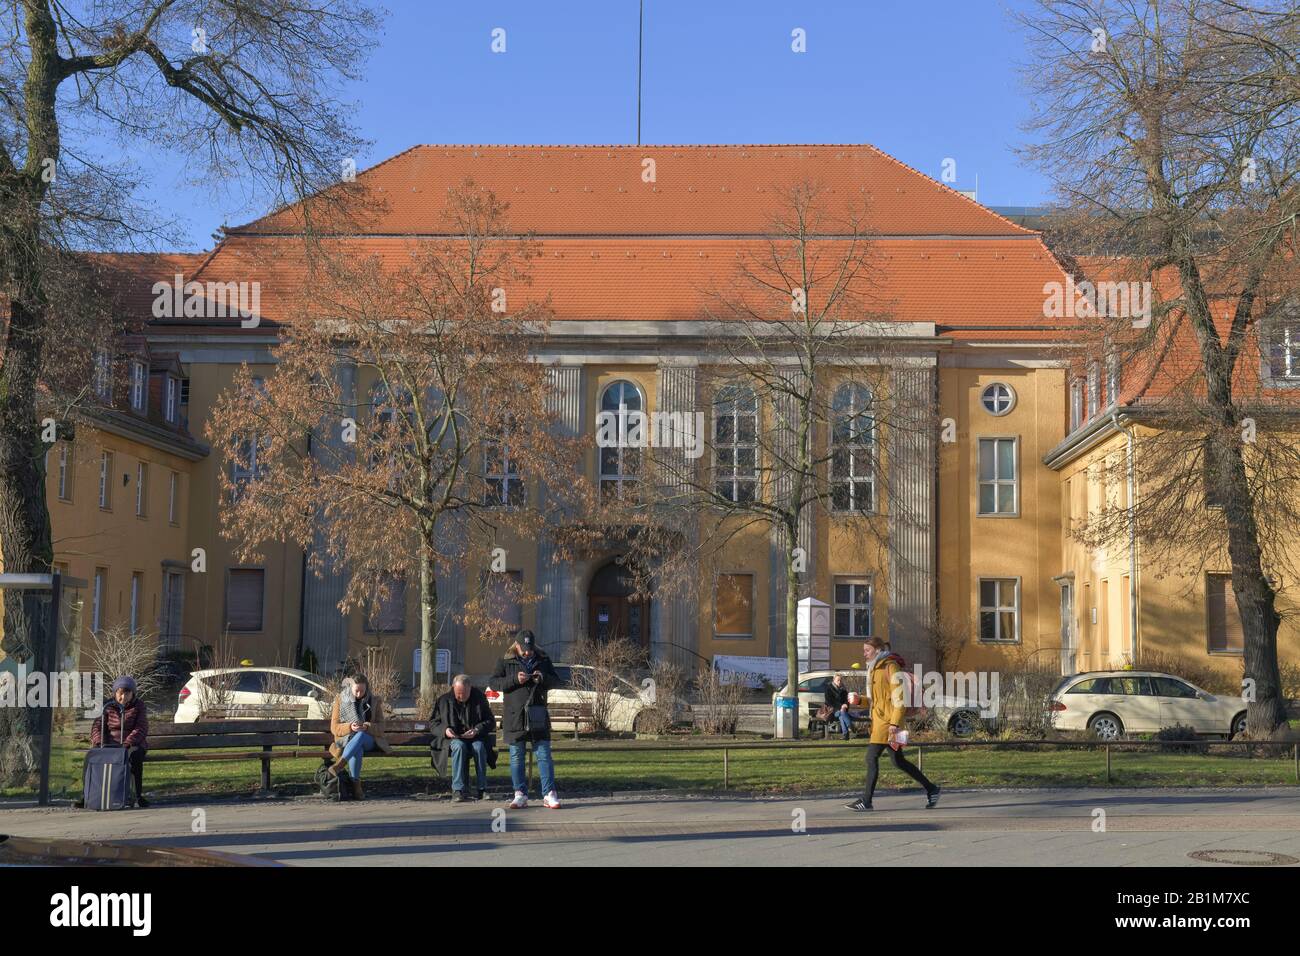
xmin=314 ymin=758 xmax=354 ymax=801
xmin=884 ymin=654 xmax=928 ymax=721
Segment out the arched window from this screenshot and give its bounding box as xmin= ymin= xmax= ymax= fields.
xmin=831 ymin=383 xmax=874 ymax=512
xmin=598 ymin=380 xmax=643 ymax=500
xmin=714 ymin=384 xmax=758 ymax=503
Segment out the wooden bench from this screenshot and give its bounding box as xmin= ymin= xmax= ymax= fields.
xmin=147 ymin=719 xmax=436 ymax=792
xmin=144 ymin=709 xmax=594 ymax=792
xmin=488 ymin=701 xmax=596 ymax=740
xmin=807 ymin=703 xmax=871 ymax=739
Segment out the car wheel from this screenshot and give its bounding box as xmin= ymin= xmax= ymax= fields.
xmin=1088 ymin=713 xmax=1124 ymax=740
xmin=1230 ymin=712 xmax=1248 ymax=738
xmin=948 ymin=710 xmax=979 ymax=737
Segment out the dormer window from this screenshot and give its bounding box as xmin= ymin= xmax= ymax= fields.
xmin=93 ymin=352 xmax=112 ymax=402
xmin=130 ymin=361 xmax=147 ymax=413
xmin=164 ymin=376 xmax=178 ymax=423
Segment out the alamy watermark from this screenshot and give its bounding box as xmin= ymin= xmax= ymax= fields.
xmin=1043 ymin=276 xmax=1152 ymax=328
xmin=891 ymin=666 xmax=1001 ymax=718
xmin=595 ymin=407 xmax=706 ymax=459
xmin=152 ymin=273 xmax=261 ymax=327
xmin=0 ymin=666 xmax=105 ymax=717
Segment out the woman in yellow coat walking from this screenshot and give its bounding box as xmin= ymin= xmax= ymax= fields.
xmin=845 ymin=636 xmax=941 ymax=812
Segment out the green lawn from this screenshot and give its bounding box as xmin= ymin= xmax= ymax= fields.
xmin=6 ymin=739 xmax=1298 ymax=801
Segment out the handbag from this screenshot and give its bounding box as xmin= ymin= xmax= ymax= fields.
xmin=524 ymin=680 xmax=550 ymax=736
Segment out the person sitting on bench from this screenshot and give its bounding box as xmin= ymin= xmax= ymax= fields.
xmin=430 ymin=675 xmax=498 ymax=801
xmin=328 ymin=673 xmax=390 ymax=800
xmin=824 ymin=674 xmax=866 ymax=740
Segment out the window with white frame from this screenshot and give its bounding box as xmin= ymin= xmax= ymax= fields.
xmin=57 ymin=443 xmax=71 ymax=501
xmin=1086 ymin=362 xmax=1099 ymax=418
xmin=980 ymin=382 xmax=1015 ymax=416
xmin=833 ymin=577 xmax=873 ymax=639
xmin=164 ymin=376 xmax=178 ymax=423
xmin=130 ymin=361 xmax=147 ymax=412
xmin=714 ymin=383 xmax=758 ymax=503
xmin=484 ymin=423 xmax=524 ymax=506
xmin=979 ymin=578 xmax=1020 ymax=643
xmin=98 ymin=451 xmax=112 ymax=509
xmin=1070 ymin=379 xmax=1084 ymax=431
xmin=598 ymin=380 xmax=643 ymax=501
xmin=831 ymin=383 xmax=875 ymax=512
xmin=1105 ymin=353 xmax=1120 ymax=406
xmin=93 ymin=351 xmax=112 ymax=401
xmin=136 ymin=462 xmax=148 ymax=517
xmin=977 ymin=438 xmax=1018 ymax=515
xmin=1268 ymin=315 xmax=1300 ymax=381
xmin=168 ymin=471 xmax=179 ymax=524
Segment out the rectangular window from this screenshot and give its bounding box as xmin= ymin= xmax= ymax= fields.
xmin=977 ymin=438 xmax=1018 ymax=515
xmin=225 ymin=568 xmax=265 ymax=632
xmin=979 ymin=577 xmax=1020 ymax=643
xmin=164 ymin=377 xmax=178 ymax=423
xmin=169 ymin=472 xmax=180 ymax=524
xmin=484 ymin=570 xmax=523 ymax=630
xmin=130 ymin=361 xmax=147 ymax=412
xmin=833 ymin=577 xmax=873 ymax=639
xmin=161 ymin=571 xmax=185 ymax=650
xmin=57 ymin=443 xmax=71 ymax=501
xmin=180 ymin=378 xmax=191 ymax=405
xmin=98 ymin=451 xmax=113 ymax=509
xmin=1106 ymin=353 xmax=1120 ymax=406
xmin=714 ymin=573 xmax=754 ymax=638
xmin=1070 ymin=379 xmax=1084 ymax=431
xmin=1086 ymin=363 xmax=1100 ymax=419
xmin=1100 ymin=579 xmax=1111 ymax=657
xmin=92 ymin=568 xmax=107 ymax=633
xmin=364 ymin=574 xmax=407 ymax=633
xmin=1203 ymin=439 xmax=1225 ymax=509
xmin=129 ymin=572 xmax=143 ymax=634
xmin=1268 ymin=317 xmax=1300 ymax=381
xmin=484 ymin=439 xmax=525 ymax=506
xmin=93 ymin=351 xmax=112 ymax=401
xmin=1206 ymin=573 xmax=1245 ymax=653
xmin=136 ymin=462 xmax=148 ymax=517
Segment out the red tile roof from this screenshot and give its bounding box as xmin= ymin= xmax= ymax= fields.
xmin=234 ymin=145 xmax=1036 ymax=238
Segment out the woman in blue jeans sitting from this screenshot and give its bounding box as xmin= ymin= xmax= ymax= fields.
xmin=328 ymin=674 xmax=390 ymax=800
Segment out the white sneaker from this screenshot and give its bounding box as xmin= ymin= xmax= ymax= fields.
xmin=509 ymin=791 xmax=528 ymax=809
xmin=543 ymin=791 xmax=561 ymax=810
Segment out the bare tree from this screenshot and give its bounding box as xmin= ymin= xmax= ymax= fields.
xmin=207 ymin=184 xmax=592 ymax=701
xmin=0 ymin=0 xmax=381 ymax=745
xmin=614 ymin=184 xmax=933 ymax=727
xmin=1017 ymin=0 xmax=1299 ymax=734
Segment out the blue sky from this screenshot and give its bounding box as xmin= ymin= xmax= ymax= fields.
xmin=129 ymin=0 xmax=1050 ymax=249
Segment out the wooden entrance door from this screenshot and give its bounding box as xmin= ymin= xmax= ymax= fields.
xmin=587 ymin=593 xmax=649 ymax=648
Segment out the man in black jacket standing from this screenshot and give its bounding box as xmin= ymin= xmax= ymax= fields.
xmin=491 ymin=630 xmax=561 ymax=809
xmin=430 ymin=675 xmax=497 ymax=801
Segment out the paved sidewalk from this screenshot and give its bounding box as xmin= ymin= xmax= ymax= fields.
xmin=3 ymin=788 xmax=1299 ymax=866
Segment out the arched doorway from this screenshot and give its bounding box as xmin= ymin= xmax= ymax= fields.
xmin=587 ymin=559 xmax=650 ymax=649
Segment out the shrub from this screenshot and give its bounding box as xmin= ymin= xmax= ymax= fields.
xmin=1153 ymin=722 xmax=1206 ymax=754
xmin=636 ymin=659 xmax=686 ymax=735
xmin=695 ymin=666 xmax=744 ymax=735
xmin=571 ymin=637 xmax=645 ymax=733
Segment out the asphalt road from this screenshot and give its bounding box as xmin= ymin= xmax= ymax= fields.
xmin=3 ymin=787 xmax=1299 ymax=867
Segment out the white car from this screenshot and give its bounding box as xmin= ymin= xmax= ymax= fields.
xmin=1047 ymin=671 xmax=1248 ymax=739
xmin=173 ymin=667 xmax=333 ymax=723
xmin=772 ymin=669 xmax=993 ymax=737
xmin=484 ymin=663 xmax=668 ymax=734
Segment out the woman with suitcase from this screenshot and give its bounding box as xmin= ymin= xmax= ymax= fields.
xmin=79 ymin=675 xmax=150 ymax=809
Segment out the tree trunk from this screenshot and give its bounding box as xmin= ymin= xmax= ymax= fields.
xmin=1195 ymin=297 xmax=1288 ymax=736
xmin=418 ymin=542 xmax=438 ymax=701
xmin=784 ymin=542 xmax=800 ymax=740
xmin=1222 ymin=440 xmax=1288 ymax=735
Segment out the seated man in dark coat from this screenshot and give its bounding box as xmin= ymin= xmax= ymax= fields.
xmin=430 ymin=675 xmax=497 ymax=801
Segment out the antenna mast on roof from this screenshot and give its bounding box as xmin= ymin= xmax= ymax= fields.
xmin=637 ymin=0 xmax=644 ymax=146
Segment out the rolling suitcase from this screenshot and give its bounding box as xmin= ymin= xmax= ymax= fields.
xmin=82 ymin=710 xmax=133 ymax=811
